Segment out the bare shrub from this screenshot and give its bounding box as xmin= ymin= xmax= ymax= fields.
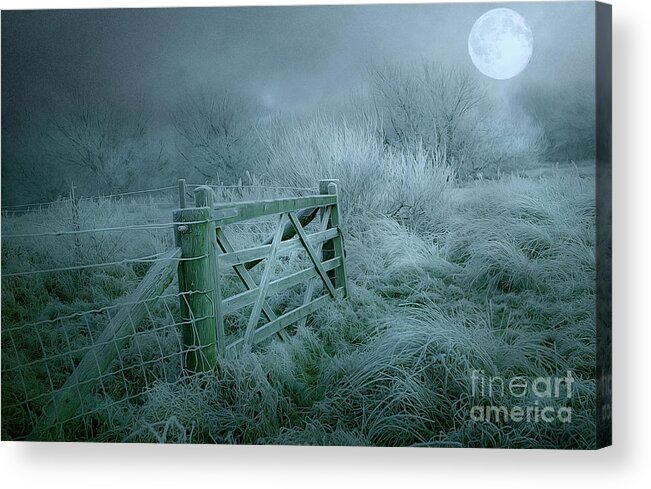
xmin=43 ymin=86 xmax=168 ymax=195
xmin=172 ymin=93 xmax=263 ymax=183
xmin=366 ymin=63 xmax=545 ymax=179
xmin=516 ymin=81 xmax=596 ymax=161
xmin=257 ymin=115 xmax=453 ymax=229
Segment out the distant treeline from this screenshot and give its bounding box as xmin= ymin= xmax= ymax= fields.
xmin=1 ymin=62 xmax=595 ymax=205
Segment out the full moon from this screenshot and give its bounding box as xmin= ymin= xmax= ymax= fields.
xmin=468 ymin=8 xmax=534 ymax=80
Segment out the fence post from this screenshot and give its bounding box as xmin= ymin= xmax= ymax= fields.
xmin=173 ymin=186 xmax=222 ymax=372
xmin=319 ymin=180 xmax=337 ymax=283
xmin=70 ymin=182 xmax=81 ymax=254
xmin=318 ymin=179 xmax=348 ymax=297
xmin=178 ymin=178 xmax=187 ymax=209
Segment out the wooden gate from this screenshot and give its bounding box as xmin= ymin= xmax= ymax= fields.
xmin=174 ymin=179 xmax=348 ymax=370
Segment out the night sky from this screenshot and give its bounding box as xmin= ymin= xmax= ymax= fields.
xmin=1 ymin=2 xmax=597 ymax=203
xmin=2 ymin=3 xmax=595 ymax=118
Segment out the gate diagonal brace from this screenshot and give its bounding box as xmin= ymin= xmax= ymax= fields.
xmin=215 ymin=227 xmax=290 ymax=342
xmin=287 ymin=211 xmax=338 ymax=299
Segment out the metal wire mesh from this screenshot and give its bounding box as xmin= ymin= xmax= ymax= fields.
xmin=0 ymin=242 xmax=229 ymax=442
xmin=2 ymin=186 xmax=193 ymax=440
xmin=1 ymin=182 xmax=333 ymax=441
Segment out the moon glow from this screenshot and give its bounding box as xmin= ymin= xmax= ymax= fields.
xmin=468 ymin=8 xmax=534 ymax=80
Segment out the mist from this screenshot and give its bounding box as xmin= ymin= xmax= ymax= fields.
xmin=2 ymin=3 xmax=595 ymax=202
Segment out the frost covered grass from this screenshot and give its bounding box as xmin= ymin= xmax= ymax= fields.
xmin=120 ymin=170 xmax=595 ymax=448
xmin=1 ymin=120 xmax=596 ymax=447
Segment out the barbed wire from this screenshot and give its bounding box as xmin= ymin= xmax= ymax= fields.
xmin=82 ymin=201 xmax=177 ymax=208
xmin=1 ymin=185 xmax=179 ymax=211
xmin=1 ymin=198 xmax=72 ymax=210
xmin=2 ymin=224 xmax=172 ymax=239
xmin=1 ymin=251 xmax=204 ymax=279
xmin=2 ymin=206 xmax=65 ymax=215
xmin=189 ymin=183 xmax=318 ymax=192
xmin=1 ymin=182 xmax=318 ymax=212
xmin=78 ymin=185 xmax=178 ymax=201
xmin=1 ymin=218 xmax=217 ymax=240
xmin=2 ymin=201 xmax=179 ymax=217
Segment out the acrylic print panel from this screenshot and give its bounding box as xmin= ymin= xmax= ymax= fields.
xmin=1 ymin=2 xmax=611 ymax=448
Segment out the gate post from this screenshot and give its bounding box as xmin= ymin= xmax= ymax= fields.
xmin=173 ymin=186 xmax=222 ymax=372
xmin=318 ymin=179 xmax=348 ymax=297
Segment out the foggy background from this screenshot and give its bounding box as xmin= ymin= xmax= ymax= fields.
xmin=2 ymin=2 xmax=596 ymax=204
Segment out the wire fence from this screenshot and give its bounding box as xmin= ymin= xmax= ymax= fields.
xmin=1 ymin=204 xmax=202 ymax=440
xmin=1 ymin=182 xmax=317 ymax=213
xmin=1 ymin=181 xmax=330 ymax=440
xmin=1 ymin=288 xmax=210 ymax=440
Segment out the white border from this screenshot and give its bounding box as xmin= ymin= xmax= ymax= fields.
xmin=1 ymin=0 xmax=649 ymax=487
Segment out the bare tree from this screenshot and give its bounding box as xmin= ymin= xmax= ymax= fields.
xmin=516 ymin=81 xmax=596 ymax=161
xmin=368 ymin=63 xmax=543 ymax=179
xmin=44 ymin=86 xmax=167 ymax=195
xmin=2 ymin=105 xmax=68 ymax=205
xmin=172 ymin=93 xmax=262 ymax=182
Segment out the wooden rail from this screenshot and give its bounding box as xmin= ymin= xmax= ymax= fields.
xmin=176 ymin=179 xmax=348 ymax=367
xmin=212 ymin=195 xmax=336 ymax=225
xmin=222 ymin=257 xmax=342 ymax=314
xmin=217 ymin=228 xmax=339 ymax=269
